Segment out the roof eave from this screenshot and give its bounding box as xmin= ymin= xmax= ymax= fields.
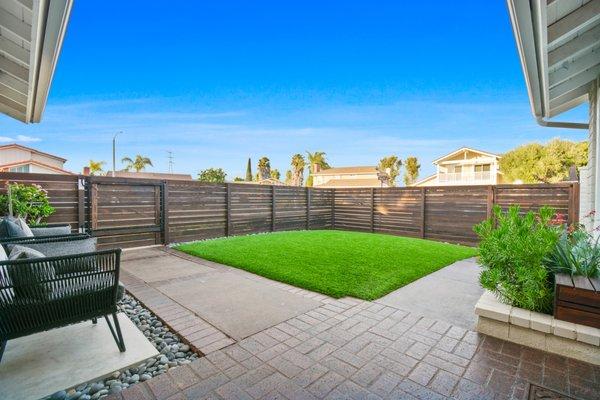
xmin=507 ymin=0 xmax=591 ymax=130
xmin=28 ymin=0 xmax=73 ymax=123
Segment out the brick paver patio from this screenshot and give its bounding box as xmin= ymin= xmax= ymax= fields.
xmin=106 ymin=284 xmax=599 ymax=400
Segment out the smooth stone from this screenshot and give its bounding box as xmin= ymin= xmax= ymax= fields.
xmin=129 ymin=374 xmax=140 ymax=383
xmin=140 ymin=373 xmax=152 ymax=382
xmin=179 ymin=344 xmax=190 ymax=352
xmin=50 ymin=390 xmax=67 ymax=400
xmin=88 ymin=384 xmax=104 ymax=395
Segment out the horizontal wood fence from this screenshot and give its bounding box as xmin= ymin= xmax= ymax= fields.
xmin=0 ymin=172 xmax=578 ymax=248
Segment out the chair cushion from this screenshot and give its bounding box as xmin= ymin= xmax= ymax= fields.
xmin=15 ymin=218 xmax=34 ymax=237
xmin=0 ymin=218 xmax=28 ymax=238
xmin=0 ymin=243 xmax=7 ymax=261
xmin=22 ymin=237 xmax=97 ymax=258
xmin=9 ymin=244 xmax=45 ymax=260
xmin=30 ymin=226 xmax=72 ymax=237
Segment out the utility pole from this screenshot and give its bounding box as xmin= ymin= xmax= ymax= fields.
xmin=112 ymin=131 xmax=122 ymax=177
xmin=167 ymin=151 xmax=174 ymax=173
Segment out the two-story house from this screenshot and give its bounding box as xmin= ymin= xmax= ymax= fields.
xmin=412 ymin=147 xmax=504 ymax=187
xmin=0 ymin=144 xmax=72 ymax=175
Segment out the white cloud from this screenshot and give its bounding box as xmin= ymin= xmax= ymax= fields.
xmin=0 ymin=135 xmax=41 ymax=143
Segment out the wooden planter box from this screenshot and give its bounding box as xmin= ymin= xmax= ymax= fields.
xmin=554 ymin=274 xmax=600 ymax=328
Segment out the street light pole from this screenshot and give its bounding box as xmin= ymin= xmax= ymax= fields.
xmin=112 ymin=131 xmax=121 ymax=177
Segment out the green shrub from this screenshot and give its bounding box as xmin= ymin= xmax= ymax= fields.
xmin=0 ymin=182 xmax=55 ymax=224
xmin=545 ymin=228 xmax=600 ymax=278
xmin=474 ymin=205 xmax=560 ymax=313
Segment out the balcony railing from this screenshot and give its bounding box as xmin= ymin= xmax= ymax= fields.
xmin=438 ymin=172 xmax=491 ymax=183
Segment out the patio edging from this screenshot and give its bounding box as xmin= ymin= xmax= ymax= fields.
xmin=475 ymin=291 xmax=600 ymax=365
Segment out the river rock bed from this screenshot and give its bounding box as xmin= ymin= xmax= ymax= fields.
xmin=46 ymin=294 xmax=200 ymax=400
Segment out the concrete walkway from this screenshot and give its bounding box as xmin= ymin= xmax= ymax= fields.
xmin=376 ymin=258 xmax=483 ymax=329
xmin=120 ymin=247 xmax=324 ymax=352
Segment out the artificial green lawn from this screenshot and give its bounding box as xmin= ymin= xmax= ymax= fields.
xmin=175 ymin=230 xmax=477 ymax=300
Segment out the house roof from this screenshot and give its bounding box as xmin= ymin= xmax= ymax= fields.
xmin=0 ymin=159 xmax=73 ymax=174
xmin=0 ymin=0 xmax=73 ymax=123
xmin=507 ymin=0 xmax=598 ymax=127
xmin=108 ymin=171 xmax=192 ymax=181
xmin=313 ymin=166 xmax=378 ymax=176
xmin=0 ymin=143 xmax=67 ymax=162
xmin=410 ymin=174 xmax=436 ymax=187
xmin=316 ymin=178 xmax=383 ymax=188
xmin=432 ymin=147 xmax=500 ymax=164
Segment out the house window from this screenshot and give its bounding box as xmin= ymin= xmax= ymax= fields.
xmin=474 ymin=164 xmax=490 ymax=172
xmin=9 ymin=165 xmax=29 ymax=173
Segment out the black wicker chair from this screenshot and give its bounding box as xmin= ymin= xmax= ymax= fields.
xmin=0 ymin=248 xmax=125 ymax=362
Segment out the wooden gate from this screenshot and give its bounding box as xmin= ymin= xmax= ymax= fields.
xmin=87 ymin=177 xmax=165 ymax=248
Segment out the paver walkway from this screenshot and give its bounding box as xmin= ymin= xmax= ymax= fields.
xmin=111 ymin=248 xmax=599 ymax=399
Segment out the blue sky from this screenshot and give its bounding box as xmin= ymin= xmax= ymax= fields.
xmin=0 ymin=1 xmax=589 ymax=180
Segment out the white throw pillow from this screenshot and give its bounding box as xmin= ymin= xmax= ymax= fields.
xmin=16 ymin=217 xmax=34 ymax=237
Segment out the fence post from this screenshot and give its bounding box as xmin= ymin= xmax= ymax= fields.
xmin=370 ymin=188 xmax=375 ymax=233
xmin=306 ymin=187 xmax=311 ymax=230
xmin=486 ymin=185 xmax=496 ymax=219
xmin=225 ymin=183 xmax=231 ymax=236
xmin=331 ymin=189 xmax=336 ymax=229
xmin=162 ymin=181 xmax=170 ymax=244
xmin=420 ymin=188 xmax=426 ymax=238
xmin=271 ymin=185 xmax=276 ymax=232
xmin=569 ymin=182 xmax=579 ymax=225
xmin=77 ymin=176 xmax=86 ymax=233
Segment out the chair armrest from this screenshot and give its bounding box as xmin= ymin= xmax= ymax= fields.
xmin=0 ymin=233 xmax=90 ymax=245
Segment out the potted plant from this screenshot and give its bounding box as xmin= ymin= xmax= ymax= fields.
xmin=545 ymin=211 xmax=600 ymax=328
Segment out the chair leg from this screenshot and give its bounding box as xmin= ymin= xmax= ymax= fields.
xmin=104 ymin=313 xmax=126 ymax=352
xmin=0 ymin=339 xmax=6 ymax=363
xmin=92 ymin=317 xmax=97 ymax=324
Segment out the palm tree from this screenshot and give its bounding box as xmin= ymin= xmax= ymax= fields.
xmin=257 ymin=157 xmax=271 ymax=180
xmin=122 ymin=155 xmax=153 ymax=172
xmin=290 ymin=153 xmax=306 ymax=186
xmin=271 ymin=169 xmax=281 ymax=180
xmin=306 ymin=151 xmax=330 ymax=187
xmin=88 ymin=160 xmax=105 ymax=176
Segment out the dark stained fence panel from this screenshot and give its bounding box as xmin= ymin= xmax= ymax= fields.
xmin=374 ymin=187 xmax=422 ymax=237
xmin=334 ymin=188 xmax=373 ymax=232
xmin=167 ymin=181 xmax=227 ymax=243
xmin=274 ymin=186 xmax=307 ymax=231
xmin=229 ymin=184 xmax=273 ymax=236
xmin=424 ymin=186 xmax=488 ymax=245
xmin=310 ymin=188 xmax=334 ymax=229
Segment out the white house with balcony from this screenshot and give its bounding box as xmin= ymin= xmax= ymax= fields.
xmin=0 ymin=143 xmax=72 ymax=174
xmin=412 ymin=147 xmax=504 ymax=187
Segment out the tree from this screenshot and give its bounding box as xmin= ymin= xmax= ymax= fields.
xmin=121 ymin=155 xmax=153 ymax=172
xmin=257 ymin=157 xmax=271 ymax=180
xmin=233 ymin=176 xmax=244 ymax=182
xmin=198 ymin=167 xmax=227 ymax=183
xmin=377 ymin=155 xmax=402 ymax=187
xmin=290 ymin=153 xmax=306 ymax=186
xmin=245 ymin=158 xmax=252 ymax=182
xmin=306 ymin=151 xmax=330 ymax=187
xmin=403 ymin=156 xmax=420 ymax=186
xmin=500 ymin=138 xmax=588 ymax=183
xmin=285 ymin=170 xmax=293 ymax=185
xmin=88 ymin=160 xmax=105 ymax=176
xmin=271 ymin=169 xmax=281 ymax=180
